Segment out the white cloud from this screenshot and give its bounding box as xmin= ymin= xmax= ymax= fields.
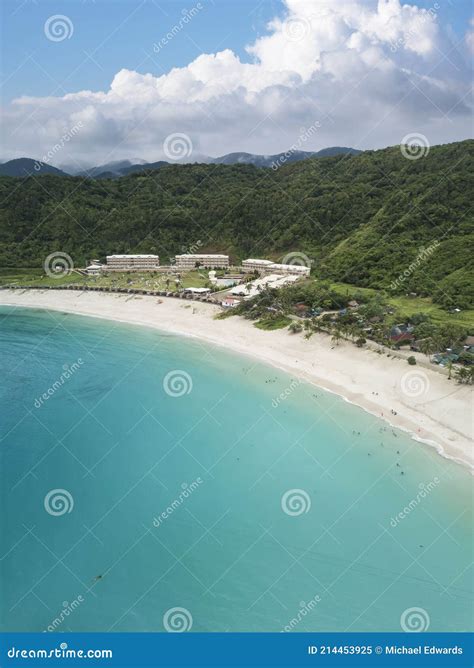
xmin=1 ymin=0 xmax=471 ymax=167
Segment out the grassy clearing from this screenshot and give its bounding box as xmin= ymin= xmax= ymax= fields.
xmin=328 ymin=281 xmax=378 ymax=299
xmin=386 ymin=295 xmax=474 ymax=329
xmin=0 ymin=268 xmax=210 ymax=292
xmin=329 ymin=281 xmax=473 ymax=329
xmin=255 ymin=316 xmax=292 ymax=330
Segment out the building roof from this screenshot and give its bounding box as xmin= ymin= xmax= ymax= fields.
xmin=106 ymin=254 xmax=159 ymax=259
xmin=242 ymin=258 xmax=274 ymax=264
xmin=231 ymin=273 xmax=299 ymax=298
xmin=268 ymin=263 xmax=309 ymax=272
xmin=175 ymin=254 xmax=228 ymax=259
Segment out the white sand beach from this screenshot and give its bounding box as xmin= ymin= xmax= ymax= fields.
xmin=2 ymin=289 xmax=472 ymax=471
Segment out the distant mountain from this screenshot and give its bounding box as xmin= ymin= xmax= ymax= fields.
xmin=0 ymin=158 xmax=69 ymax=177
xmin=313 ymin=146 xmax=362 ymax=158
xmin=115 ymin=160 xmax=170 ymax=177
xmin=89 ymin=146 xmax=361 ymax=178
xmin=211 ymin=151 xmax=313 ymax=166
xmin=0 ymin=147 xmax=362 ymax=179
xmin=209 ymin=147 xmax=361 ymax=167
xmin=77 ymin=159 xmax=148 ymax=178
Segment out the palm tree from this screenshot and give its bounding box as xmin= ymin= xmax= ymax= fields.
xmin=419 ymin=337 xmax=437 ymax=362
xmin=289 ymin=321 xmax=303 ymax=334
xmin=331 ymin=326 xmax=343 ymax=346
xmin=446 ymin=359 xmax=453 ymax=380
xmin=455 ymin=367 xmax=469 ymax=384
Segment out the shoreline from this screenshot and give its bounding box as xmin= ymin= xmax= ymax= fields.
xmin=2 ymin=289 xmax=472 ymax=472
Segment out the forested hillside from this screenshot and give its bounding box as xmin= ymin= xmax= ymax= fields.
xmin=0 ymin=140 xmax=472 ymax=307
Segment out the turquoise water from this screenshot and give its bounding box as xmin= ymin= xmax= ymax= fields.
xmin=0 ymin=305 xmax=472 ymax=633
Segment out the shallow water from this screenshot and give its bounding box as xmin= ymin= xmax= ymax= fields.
xmin=0 ymin=306 xmax=472 ymax=632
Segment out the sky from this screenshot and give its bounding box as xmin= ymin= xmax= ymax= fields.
xmin=1 ymin=0 xmax=473 ymax=168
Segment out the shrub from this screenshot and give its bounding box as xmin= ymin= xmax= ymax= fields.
xmin=407 ymin=356 xmax=417 ymax=365
xmin=288 ymin=321 xmax=303 ymax=334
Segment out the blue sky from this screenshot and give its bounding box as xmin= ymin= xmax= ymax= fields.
xmin=2 ymin=0 xmax=284 ymax=100
xmin=1 ymin=0 xmax=472 ymax=165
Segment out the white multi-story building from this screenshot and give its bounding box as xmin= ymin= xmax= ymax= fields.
xmin=105 ymin=255 xmax=160 ymax=271
xmin=175 ymin=254 xmax=229 ymax=269
xmin=242 ymin=258 xmax=310 ymax=277
xmin=267 ymin=263 xmax=310 ymax=277
xmin=242 ymin=259 xmax=275 ymax=273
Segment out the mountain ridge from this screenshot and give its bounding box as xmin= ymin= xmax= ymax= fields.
xmin=0 ymin=147 xmax=361 ymax=178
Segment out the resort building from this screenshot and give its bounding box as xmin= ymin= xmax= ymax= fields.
xmin=242 ymin=259 xmax=275 ymax=273
xmin=221 ymin=297 xmax=240 ymax=308
xmin=242 ymin=258 xmax=310 ymax=277
xmin=105 ymin=255 xmax=160 ymax=271
xmin=85 ymin=264 xmax=103 ymax=275
xmin=231 ymin=274 xmax=300 ymax=299
xmin=267 ymin=263 xmax=311 ymax=277
xmin=175 ymin=254 xmax=229 ymax=269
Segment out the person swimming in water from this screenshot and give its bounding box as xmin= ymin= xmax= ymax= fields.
xmin=92 ymin=574 xmax=103 ymax=582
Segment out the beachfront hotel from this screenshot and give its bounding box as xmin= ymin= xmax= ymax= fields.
xmin=242 ymin=259 xmax=275 ymax=273
xmin=175 ymin=254 xmax=229 ymax=269
xmin=242 ymin=258 xmax=310 ymax=277
xmin=105 ymin=254 xmax=160 ymax=271
xmin=268 ymin=263 xmax=311 ymax=277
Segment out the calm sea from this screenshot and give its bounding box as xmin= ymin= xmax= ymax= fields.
xmin=0 ymin=306 xmax=472 ymax=633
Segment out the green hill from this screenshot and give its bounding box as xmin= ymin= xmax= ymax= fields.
xmin=0 ymin=140 xmax=472 ymax=308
